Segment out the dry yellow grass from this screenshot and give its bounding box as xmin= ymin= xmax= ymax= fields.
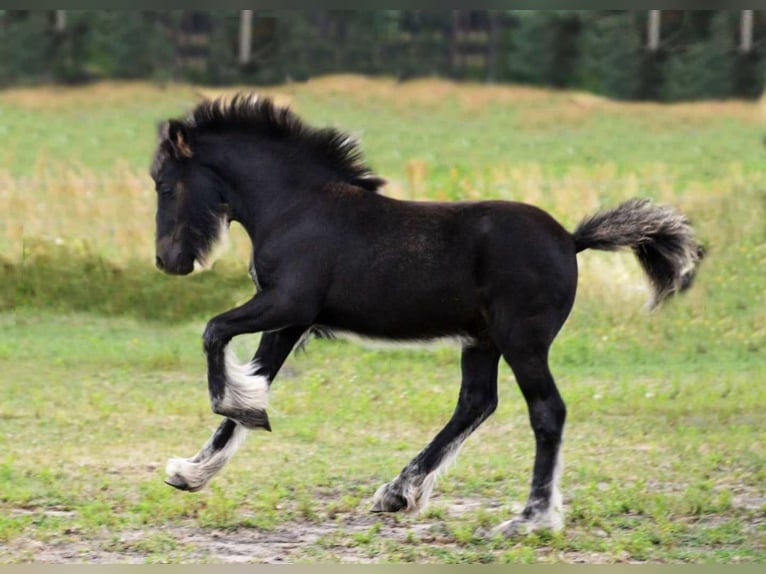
xmin=0 ymin=81 xmax=194 ymax=110
xmin=3 ymin=161 xmax=254 ymax=265
xmin=7 ymin=158 xmax=757 ymax=311
xmin=5 ymin=78 xmax=762 ymax=311
xmin=3 ymin=75 xmax=758 ymax=120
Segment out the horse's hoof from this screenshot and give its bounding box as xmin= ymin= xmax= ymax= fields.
xmin=238 ymin=408 xmax=271 ymax=431
xmin=371 ymin=499 xmax=405 ymax=513
xmin=165 ymin=473 xmax=193 ymax=491
xmin=164 ymin=474 xmax=207 ymax=493
xmin=370 ymin=483 xmax=407 ymax=513
xmin=487 ymin=518 xmax=534 ymax=538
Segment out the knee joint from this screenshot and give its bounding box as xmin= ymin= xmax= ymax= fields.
xmin=530 ymin=399 xmax=566 ymax=441
xmin=460 ymin=390 xmax=498 ymax=420
xmin=203 ymin=320 xmax=226 ymax=354
xmin=484 ymin=393 xmax=499 ymax=416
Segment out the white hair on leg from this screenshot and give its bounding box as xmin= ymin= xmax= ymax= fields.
xmin=408 ymin=431 xmax=468 ymax=513
xmin=165 ymin=423 xmax=248 ymax=491
xmin=374 ymin=429 xmax=471 ymax=515
xmin=524 ymin=448 xmax=564 ymax=531
xmin=490 ymin=449 xmax=565 ymax=536
xmin=539 ymin=449 xmax=564 ymax=531
xmin=217 ymin=346 xmax=269 ymax=413
xmin=399 ymin=472 xmax=438 ymax=515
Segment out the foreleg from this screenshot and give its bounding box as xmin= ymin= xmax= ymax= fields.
xmin=371 ymin=343 xmax=500 ymax=514
xmin=165 ymin=324 xmax=307 ymax=491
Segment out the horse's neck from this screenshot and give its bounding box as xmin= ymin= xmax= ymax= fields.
xmin=228 ymin=173 xmax=324 ymax=244
xmin=204 ymin=138 xmax=361 ymax=240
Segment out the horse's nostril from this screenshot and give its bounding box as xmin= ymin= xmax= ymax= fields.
xmin=155 ymin=255 xmax=165 ymax=270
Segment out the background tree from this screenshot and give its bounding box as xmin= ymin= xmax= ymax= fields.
xmin=0 ymin=10 xmax=763 ymax=101
xmin=576 ymin=12 xmax=644 ymax=100
xmin=662 ymin=12 xmax=736 ymax=101
xmin=0 ymin=11 xmax=51 ymax=84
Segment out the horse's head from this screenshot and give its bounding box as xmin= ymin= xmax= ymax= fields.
xmin=150 ymin=120 xmax=229 ymax=275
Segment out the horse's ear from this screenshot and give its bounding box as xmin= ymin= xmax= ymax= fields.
xmin=164 ymin=120 xmax=194 ymax=159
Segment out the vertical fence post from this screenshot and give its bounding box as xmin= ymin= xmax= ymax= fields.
xmin=54 ymin=10 xmax=66 ymax=33
xmin=239 ymin=10 xmax=253 ymax=65
xmin=740 ymin=10 xmax=754 ymax=53
xmin=647 ymin=10 xmax=661 ymax=52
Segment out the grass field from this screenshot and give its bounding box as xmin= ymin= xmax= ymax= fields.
xmin=2 ymin=76 xmax=765 ymax=563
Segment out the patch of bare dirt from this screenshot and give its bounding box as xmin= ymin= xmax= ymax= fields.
xmin=6 ymin=490 xmax=763 ymax=563
xmin=4 ymin=497 xmax=495 ymax=564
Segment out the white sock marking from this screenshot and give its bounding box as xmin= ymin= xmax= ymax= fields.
xmin=165 ymin=423 xmax=248 ymax=491
xmin=218 ymin=346 xmax=269 ymax=413
xmin=492 ymin=449 xmax=565 ymax=536
xmin=373 ymin=429 xmax=472 ymax=515
xmin=526 ymin=449 xmax=564 ymax=531
xmin=548 ymin=449 xmax=564 ymax=528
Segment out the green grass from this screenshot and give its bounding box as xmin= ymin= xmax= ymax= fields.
xmin=1 ymin=80 xmax=764 ymax=181
xmin=2 ymin=77 xmax=765 ymax=562
xmin=1 ymin=310 xmax=763 ymax=563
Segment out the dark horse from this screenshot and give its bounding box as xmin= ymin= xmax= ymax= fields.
xmin=150 ymin=94 xmax=703 ymax=535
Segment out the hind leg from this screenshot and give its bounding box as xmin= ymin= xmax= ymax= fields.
xmin=371 ymin=341 xmax=500 ymax=514
xmin=165 ymin=326 xmax=306 ymax=491
xmin=493 ymin=341 xmax=567 ymax=535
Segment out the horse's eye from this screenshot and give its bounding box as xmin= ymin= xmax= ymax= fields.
xmin=157 ymin=185 xmax=175 ymax=198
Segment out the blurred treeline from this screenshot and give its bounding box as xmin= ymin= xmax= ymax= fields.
xmin=1 ymin=10 xmax=764 ymax=101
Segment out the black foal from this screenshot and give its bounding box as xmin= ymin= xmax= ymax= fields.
xmin=151 ymin=94 xmax=703 ymax=534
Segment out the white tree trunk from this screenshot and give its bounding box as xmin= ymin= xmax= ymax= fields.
xmin=239 ymin=10 xmax=253 ymax=65
xmin=54 ymin=10 xmax=66 ymax=33
xmin=741 ymin=10 xmax=754 ymax=53
xmin=647 ymin=10 xmax=661 ymax=52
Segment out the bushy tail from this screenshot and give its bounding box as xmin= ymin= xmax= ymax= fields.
xmin=572 ymin=198 xmax=705 ymax=308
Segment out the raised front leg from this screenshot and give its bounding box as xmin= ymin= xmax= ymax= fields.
xmin=165 ymin=323 xmax=308 ymax=492
xmin=202 ymin=291 xmax=314 ymax=430
xmin=371 ymin=343 xmax=500 ymax=514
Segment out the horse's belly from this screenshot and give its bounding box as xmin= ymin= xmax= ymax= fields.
xmin=314 ymin=291 xmax=484 ymax=341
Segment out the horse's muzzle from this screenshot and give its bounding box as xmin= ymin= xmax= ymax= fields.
xmin=155 ymin=251 xmax=194 ymax=275
xmin=155 ymin=237 xmax=194 ymax=275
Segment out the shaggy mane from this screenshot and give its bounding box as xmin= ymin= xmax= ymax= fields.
xmin=179 ymin=93 xmax=385 ymax=192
